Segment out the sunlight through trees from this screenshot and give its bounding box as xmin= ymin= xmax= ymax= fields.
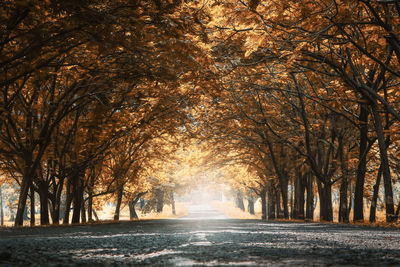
xmin=1 ymin=0 xmax=400 ymax=226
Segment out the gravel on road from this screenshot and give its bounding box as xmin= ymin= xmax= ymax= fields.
xmin=1 ymin=206 xmax=400 ymax=266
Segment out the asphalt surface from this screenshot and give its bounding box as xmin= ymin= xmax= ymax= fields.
xmin=1 ymin=205 xmax=400 ymax=266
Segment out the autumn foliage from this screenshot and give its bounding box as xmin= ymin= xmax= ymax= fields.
xmin=1 ymin=0 xmax=400 ymax=226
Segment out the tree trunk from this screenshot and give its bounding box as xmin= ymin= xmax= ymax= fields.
xmin=129 ymin=200 xmax=139 ymax=220
xmin=114 ymin=187 xmax=124 ymax=221
xmin=317 ymin=180 xmax=333 ymax=221
xmin=71 ymin=175 xmax=83 ymax=224
xmin=347 ymin=183 xmax=353 ymax=219
xmin=81 ymin=200 xmax=86 ymax=223
xmin=276 ymin=189 xmax=284 ymax=218
xmin=15 ymin=171 xmax=32 ymax=226
xmin=353 ymin=103 xmax=369 ymax=222
xmin=371 ymin=103 xmax=396 ymax=222
xmin=339 ymin=177 xmax=349 ymax=223
xmin=63 ymin=179 xmax=72 ymax=224
xmin=247 ymin=194 xmax=255 ymax=215
xmin=52 ymin=176 xmax=64 ymax=225
xmin=87 ymin=195 xmax=94 ymax=222
xmin=267 ymin=186 xmax=276 ymax=220
xmin=236 ymin=191 xmax=245 ymax=211
xmin=305 ymin=173 xmax=314 ymax=220
xmin=30 ymin=182 xmax=35 ymax=226
xmin=0 ymin=186 xmax=4 ymax=226
xmin=156 ymin=189 xmax=164 ymax=213
xmin=293 ymin=172 xmax=305 ymax=220
xmin=87 ymin=172 xmax=95 ymax=222
xmin=38 ymin=182 xmax=50 ymax=225
xmin=260 ymin=189 xmax=267 ymax=220
xmin=280 ymin=178 xmax=289 ymax=219
xmin=369 ymin=166 xmax=382 ymax=223
xmin=93 ymin=209 xmax=99 ymax=221
xmin=129 ymin=192 xmax=147 ymax=220
xmin=171 ymin=192 xmax=176 ymax=215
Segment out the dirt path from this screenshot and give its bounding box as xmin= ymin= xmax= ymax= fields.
xmin=1 ymin=207 xmax=400 ymax=266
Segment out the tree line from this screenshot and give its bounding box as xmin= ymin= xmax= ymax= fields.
xmin=1 ymin=0 xmax=400 ymax=226
xmin=200 ymin=0 xmax=400 ymax=223
xmin=0 ymin=0 xmax=210 ymax=226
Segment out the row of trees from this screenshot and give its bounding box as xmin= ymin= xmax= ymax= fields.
xmin=198 ymin=0 xmax=400 ymax=222
xmin=0 ymin=0 xmax=212 ymax=226
xmin=2 ymin=0 xmax=400 ymax=226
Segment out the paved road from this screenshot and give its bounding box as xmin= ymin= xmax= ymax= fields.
xmin=1 ymin=205 xmax=400 ymax=266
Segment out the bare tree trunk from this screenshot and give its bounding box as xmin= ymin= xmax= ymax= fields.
xmin=71 ymin=175 xmax=83 ymax=224
xmin=156 ymin=189 xmax=164 ymax=213
xmin=236 ymin=191 xmax=245 ymax=211
xmin=15 ymin=171 xmax=31 ymax=226
xmin=353 ymin=102 xmax=369 ymax=222
xmin=129 ymin=192 xmax=147 ymax=220
xmin=63 ymin=179 xmax=72 ymax=224
xmin=280 ymin=176 xmax=289 ymax=219
xmin=305 ymin=173 xmax=314 ymax=220
xmin=38 ymin=182 xmax=50 ymax=225
xmin=370 ymin=166 xmax=382 ymax=223
xmin=371 ymin=103 xmax=396 ymax=222
xmin=87 ymin=171 xmax=95 ymax=222
xmin=81 ymin=200 xmax=86 ymax=223
xmin=293 ymin=172 xmax=305 ymax=220
xmin=171 ymin=192 xmax=176 ymax=215
xmin=52 ymin=176 xmax=64 ymax=225
xmin=93 ymin=209 xmax=99 ymax=221
xmin=0 ymin=186 xmax=4 ymax=226
xmin=247 ymin=193 xmax=255 ymax=215
xmin=114 ymin=187 xmax=124 ymax=221
xmin=339 ymin=177 xmax=349 ymax=223
xmin=30 ymin=182 xmax=35 ymax=226
xmin=317 ymin=180 xmax=333 ymax=222
xmin=268 ymin=186 xmax=276 ymax=220
xmin=129 ymin=201 xmax=139 ymax=220
xmin=260 ymin=189 xmax=267 ymax=220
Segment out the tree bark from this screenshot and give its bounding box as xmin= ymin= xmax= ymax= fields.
xmin=0 ymin=186 xmax=4 ymax=226
xmin=339 ymin=177 xmax=349 ymax=223
xmin=129 ymin=200 xmax=139 ymax=220
xmin=353 ymin=102 xmax=369 ymax=222
xmin=371 ymin=102 xmax=396 ymax=222
xmin=267 ymin=186 xmax=276 ymax=220
xmin=293 ymin=172 xmax=305 ymax=220
xmin=38 ymin=182 xmax=50 ymax=225
xmin=114 ymin=187 xmax=124 ymax=221
xmin=305 ymin=173 xmax=314 ymax=220
xmin=129 ymin=192 xmax=147 ymax=220
xmin=156 ymin=189 xmax=164 ymax=213
xmin=81 ymin=200 xmax=86 ymax=223
xmin=87 ymin=171 xmax=95 ymax=222
xmin=369 ymin=166 xmax=382 ymax=223
xmin=52 ymin=176 xmax=64 ymax=225
xmin=30 ymin=182 xmax=35 ymax=226
xmin=15 ymin=170 xmax=32 ymax=226
xmin=63 ymin=178 xmax=72 ymax=224
xmin=260 ymin=189 xmax=267 ymax=220
xmin=171 ymin=191 xmax=176 ymax=215
xmin=247 ymin=193 xmax=255 ymax=215
xmin=317 ymin=180 xmax=333 ymax=221
xmin=71 ymin=175 xmax=83 ymax=224
xmin=236 ymin=191 xmax=245 ymax=211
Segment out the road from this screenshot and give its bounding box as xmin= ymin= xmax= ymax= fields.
xmin=1 ymin=204 xmax=400 ymax=266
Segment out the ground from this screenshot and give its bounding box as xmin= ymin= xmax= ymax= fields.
xmin=1 ymin=205 xmax=400 ymax=266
